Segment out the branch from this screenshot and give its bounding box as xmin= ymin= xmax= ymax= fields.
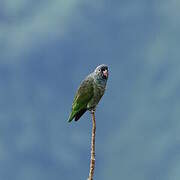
xmin=88 ymin=110 xmax=96 ymax=180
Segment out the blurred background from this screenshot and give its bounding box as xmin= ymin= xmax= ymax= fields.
xmin=1 ymin=0 xmax=180 ymax=179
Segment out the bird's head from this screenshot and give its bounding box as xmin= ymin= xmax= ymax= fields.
xmin=94 ymin=64 xmax=109 ymax=80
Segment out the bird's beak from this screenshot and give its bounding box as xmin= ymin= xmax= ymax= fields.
xmin=103 ymin=69 xmax=108 ymax=78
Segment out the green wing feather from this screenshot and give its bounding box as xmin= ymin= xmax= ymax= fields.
xmin=68 ymin=77 xmax=94 ymax=122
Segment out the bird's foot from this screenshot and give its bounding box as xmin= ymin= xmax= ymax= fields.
xmin=90 ymin=109 xmax=95 ymax=114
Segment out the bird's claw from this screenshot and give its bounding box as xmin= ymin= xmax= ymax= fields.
xmin=90 ymin=109 xmax=95 ymax=114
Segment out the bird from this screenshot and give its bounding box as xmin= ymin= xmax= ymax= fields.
xmin=68 ymin=64 xmax=109 ymax=122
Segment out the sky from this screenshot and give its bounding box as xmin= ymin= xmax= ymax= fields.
xmin=1 ymin=0 xmax=180 ymax=180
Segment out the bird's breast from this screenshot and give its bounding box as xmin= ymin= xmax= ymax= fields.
xmin=87 ymin=83 xmax=105 ymax=110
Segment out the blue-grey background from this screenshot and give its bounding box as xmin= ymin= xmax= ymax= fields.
xmin=1 ymin=0 xmax=180 ymax=180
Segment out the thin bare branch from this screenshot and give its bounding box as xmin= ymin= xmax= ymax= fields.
xmin=88 ymin=110 xmax=96 ymax=180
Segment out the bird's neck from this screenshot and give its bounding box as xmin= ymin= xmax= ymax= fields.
xmin=94 ymin=74 xmax=107 ymax=87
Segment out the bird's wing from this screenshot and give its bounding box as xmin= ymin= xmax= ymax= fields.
xmin=68 ymin=76 xmax=94 ymax=122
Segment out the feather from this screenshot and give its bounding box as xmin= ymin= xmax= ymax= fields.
xmin=75 ymin=108 xmax=87 ymax=121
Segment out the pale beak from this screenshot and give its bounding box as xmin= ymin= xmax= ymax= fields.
xmin=103 ymin=69 xmax=108 ymax=78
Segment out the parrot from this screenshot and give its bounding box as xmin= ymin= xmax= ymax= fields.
xmin=68 ymin=64 xmax=109 ymax=122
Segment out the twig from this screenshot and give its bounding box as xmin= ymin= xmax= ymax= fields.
xmin=88 ymin=110 xmax=96 ymax=180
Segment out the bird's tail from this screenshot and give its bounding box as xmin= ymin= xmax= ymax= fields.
xmin=68 ymin=108 xmax=87 ymax=123
xmin=68 ymin=112 xmax=75 ymax=123
xmin=74 ymin=108 xmax=87 ymax=121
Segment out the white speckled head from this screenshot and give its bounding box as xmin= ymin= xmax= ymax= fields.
xmin=94 ymin=64 xmax=109 ymax=80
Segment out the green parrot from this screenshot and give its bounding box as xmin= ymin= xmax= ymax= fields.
xmin=68 ymin=64 xmax=109 ymax=122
